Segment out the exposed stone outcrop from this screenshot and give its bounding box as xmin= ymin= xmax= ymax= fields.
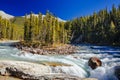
xmin=17 ymin=44 xmax=77 ymax=55
xmin=88 ymin=57 xmax=102 ymax=69
xmin=0 ymin=61 xmax=50 ymax=79
xmin=0 ymin=61 xmax=98 ymax=80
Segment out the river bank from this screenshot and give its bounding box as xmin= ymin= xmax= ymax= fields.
xmin=0 ymin=40 xmax=77 ymax=55
xmin=17 ymin=43 xmax=77 ymax=55
xmin=0 ymin=40 xmax=20 ymax=46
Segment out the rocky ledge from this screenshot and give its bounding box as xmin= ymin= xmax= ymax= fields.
xmin=17 ymin=44 xmax=77 ymax=55
xmin=0 ymin=61 xmax=97 ymax=80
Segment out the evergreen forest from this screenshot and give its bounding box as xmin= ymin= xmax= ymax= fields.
xmin=0 ymin=5 xmax=120 ymax=46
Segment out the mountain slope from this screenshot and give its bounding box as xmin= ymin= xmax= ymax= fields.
xmin=23 ymin=13 xmax=66 ymax=22
xmin=10 ymin=16 xmax=25 ymax=27
xmin=0 ymin=10 xmax=66 ymax=27
xmin=0 ymin=10 xmax=66 ymax=22
xmin=0 ymin=10 xmax=14 ymax=19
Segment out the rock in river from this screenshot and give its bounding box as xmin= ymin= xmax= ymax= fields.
xmin=88 ymin=57 xmax=102 ymax=69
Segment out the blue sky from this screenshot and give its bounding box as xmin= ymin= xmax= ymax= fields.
xmin=0 ymin=0 xmax=120 ymax=20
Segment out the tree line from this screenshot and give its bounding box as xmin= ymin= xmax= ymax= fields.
xmin=0 ymin=16 xmax=23 ymax=40
xmin=65 ymin=5 xmax=120 ymax=45
xmin=24 ymin=11 xmax=69 ymax=46
xmin=0 ymin=5 xmax=119 ymax=46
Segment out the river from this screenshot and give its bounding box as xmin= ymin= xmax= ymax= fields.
xmin=0 ymin=43 xmax=120 ymax=80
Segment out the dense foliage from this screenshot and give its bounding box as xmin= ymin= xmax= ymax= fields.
xmin=24 ymin=11 xmax=69 ymax=46
xmin=0 ymin=16 xmax=23 ymax=40
xmin=0 ymin=5 xmax=120 ymax=46
xmin=66 ymin=5 xmax=120 ymax=45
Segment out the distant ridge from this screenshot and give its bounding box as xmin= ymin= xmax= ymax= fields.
xmin=22 ymin=13 xmax=66 ymax=22
xmin=0 ymin=10 xmax=66 ymax=22
xmin=0 ymin=10 xmax=14 ymax=19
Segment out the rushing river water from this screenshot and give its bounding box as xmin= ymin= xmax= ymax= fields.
xmin=0 ymin=44 xmax=120 ymax=80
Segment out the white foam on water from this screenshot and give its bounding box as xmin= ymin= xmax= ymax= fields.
xmin=89 ymin=66 xmax=119 ymax=80
xmin=12 ymin=51 xmax=89 ymax=78
xmin=0 ymin=44 xmax=120 ymax=80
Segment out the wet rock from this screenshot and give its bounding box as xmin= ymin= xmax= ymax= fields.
xmin=88 ymin=57 xmax=102 ymax=69
xmin=0 ymin=66 xmax=10 ymax=76
xmin=17 ymin=44 xmax=77 ymax=55
xmin=0 ymin=61 xmax=50 ymax=79
xmin=114 ymin=66 xmax=120 ymax=80
xmin=0 ymin=68 xmax=6 ymax=76
xmin=0 ymin=61 xmax=98 ymax=80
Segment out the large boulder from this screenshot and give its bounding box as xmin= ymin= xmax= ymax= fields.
xmin=88 ymin=57 xmax=102 ymax=69
xmin=114 ymin=66 xmax=120 ymax=80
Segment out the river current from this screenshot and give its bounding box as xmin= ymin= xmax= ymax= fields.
xmin=0 ymin=44 xmax=120 ymax=80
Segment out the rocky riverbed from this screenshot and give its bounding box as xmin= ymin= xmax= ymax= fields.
xmin=0 ymin=42 xmax=120 ymax=80
xmin=17 ymin=44 xmax=77 ymax=55
xmin=0 ymin=61 xmax=97 ymax=80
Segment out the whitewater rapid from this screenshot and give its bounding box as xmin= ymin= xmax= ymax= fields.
xmin=0 ymin=44 xmax=120 ymax=80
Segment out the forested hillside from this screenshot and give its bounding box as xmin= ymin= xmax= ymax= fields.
xmin=65 ymin=5 xmax=120 ymax=45
xmin=0 ymin=5 xmax=120 ymax=46
xmin=0 ymin=16 xmax=23 ymax=40
xmin=24 ymin=11 xmax=69 ymax=46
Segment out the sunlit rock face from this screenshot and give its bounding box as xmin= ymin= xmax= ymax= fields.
xmin=88 ymin=57 xmax=102 ymax=69
xmin=0 ymin=61 xmax=98 ymax=80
